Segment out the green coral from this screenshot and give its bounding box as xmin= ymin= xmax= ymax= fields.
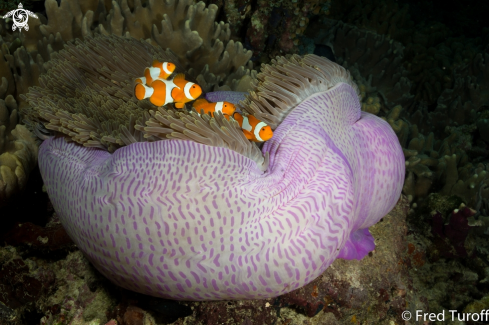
xmin=426 ymin=193 xmax=465 ymax=216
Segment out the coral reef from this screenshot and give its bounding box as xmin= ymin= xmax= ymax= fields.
xmin=225 ymin=0 xmax=332 ymax=64
xmin=0 ymin=244 xmax=116 ymax=324
xmin=303 ymin=5 xmax=489 ymax=213
xmin=3 ymin=0 xmax=489 ymax=321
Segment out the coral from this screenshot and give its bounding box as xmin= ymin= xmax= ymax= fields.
xmin=327 ymin=0 xmax=413 ymax=44
xmin=464 ymin=294 xmax=489 ymax=316
xmin=378 ymin=101 xmax=489 ymax=209
xmin=0 ymin=96 xmax=38 ymax=205
xmin=404 ymin=195 xmax=489 ymax=317
xmin=326 ymin=0 xmax=485 ymax=111
xmin=0 ymin=244 xmax=116 ymax=325
xmin=240 ymin=0 xmax=332 ymax=63
xmin=310 ymin=20 xmax=413 ymax=110
xmin=405 ymin=49 xmax=489 ymax=138
xmin=431 ymin=204 xmax=476 ymax=258
xmin=304 ymin=3 xmax=489 ymax=224
xmin=36 ymin=54 xmax=404 ymax=300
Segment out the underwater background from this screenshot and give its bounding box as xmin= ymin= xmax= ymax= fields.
xmin=0 ymin=0 xmax=488 ymax=324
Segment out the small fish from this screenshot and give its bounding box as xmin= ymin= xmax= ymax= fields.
xmin=192 ymin=99 xmax=236 ymax=120
xmin=135 ymin=60 xmax=176 ymax=85
xmin=233 ymin=112 xmax=273 ymax=142
xmin=134 ymin=73 xmax=202 ymax=108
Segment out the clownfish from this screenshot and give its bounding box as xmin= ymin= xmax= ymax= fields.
xmin=134 ymin=73 xmax=202 ymax=108
xmin=192 ymin=99 xmax=236 ymax=120
xmin=135 ymin=60 xmax=176 ymax=86
xmin=233 ymin=112 xmax=273 ymax=142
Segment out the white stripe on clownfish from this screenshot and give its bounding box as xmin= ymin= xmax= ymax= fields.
xmin=232 ymin=112 xmax=273 ymax=142
xmin=214 ymin=102 xmax=224 ymax=113
xmin=184 ymin=82 xmax=196 ymax=100
xmin=135 ymin=72 xmax=202 ymax=108
xmin=147 ymin=67 xmax=161 ymax=81
xmin=162 ymin=62 xmax=173 ymax=75
xmin=160 ymin=77 xmax=179 ymax=105
xmin=137 ymin=83 xmax=154 ymax=97
xmin=254 ymin=121 xmax=267 ymax=142
xmin=241 ymin=115 xmax=252 ymax=132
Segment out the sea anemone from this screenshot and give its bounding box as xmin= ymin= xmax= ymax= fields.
xmin=29 ymin=36 xmax=405 ymax=300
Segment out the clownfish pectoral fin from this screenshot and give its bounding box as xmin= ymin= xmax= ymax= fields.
xmin=242 ymin=129 xmax=254 ymax=140
xmin=134 ymin=77 xmax=146 ymax=85
xmin=174 ymin=102 xmax=185 ymax=109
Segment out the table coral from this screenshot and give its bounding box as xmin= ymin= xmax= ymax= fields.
xmin=37 ymin=54 xmax=404 ymax=300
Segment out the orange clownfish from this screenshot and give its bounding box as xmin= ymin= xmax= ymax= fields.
xmin=233 ymin=112 xmax=273 ymax=142
xmin=192 ymin=99 xmax=236 ymax=120
xmin=135 ymin=73 xmax=202 ymax=108
xmin=135 ymin=60 xmax=176 ymax=86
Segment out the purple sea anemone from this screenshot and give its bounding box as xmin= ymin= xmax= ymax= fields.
xmin=36 ymin=52 xmax=404 ymax=300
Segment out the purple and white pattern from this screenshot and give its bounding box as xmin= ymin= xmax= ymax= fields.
xmin=39 ymin=82 xmax=405 ymax=300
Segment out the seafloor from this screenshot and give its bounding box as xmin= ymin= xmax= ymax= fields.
xmin=1 ymin=0 xmax=489 ymax=324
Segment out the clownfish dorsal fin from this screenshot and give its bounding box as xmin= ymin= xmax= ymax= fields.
xmin=193 ymin=98 xmax=209 ymax=108
xmin=173 ymin=73 xmax=186 ymax=81
xmin=152 ymin=59 xmax=160 ymax=66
